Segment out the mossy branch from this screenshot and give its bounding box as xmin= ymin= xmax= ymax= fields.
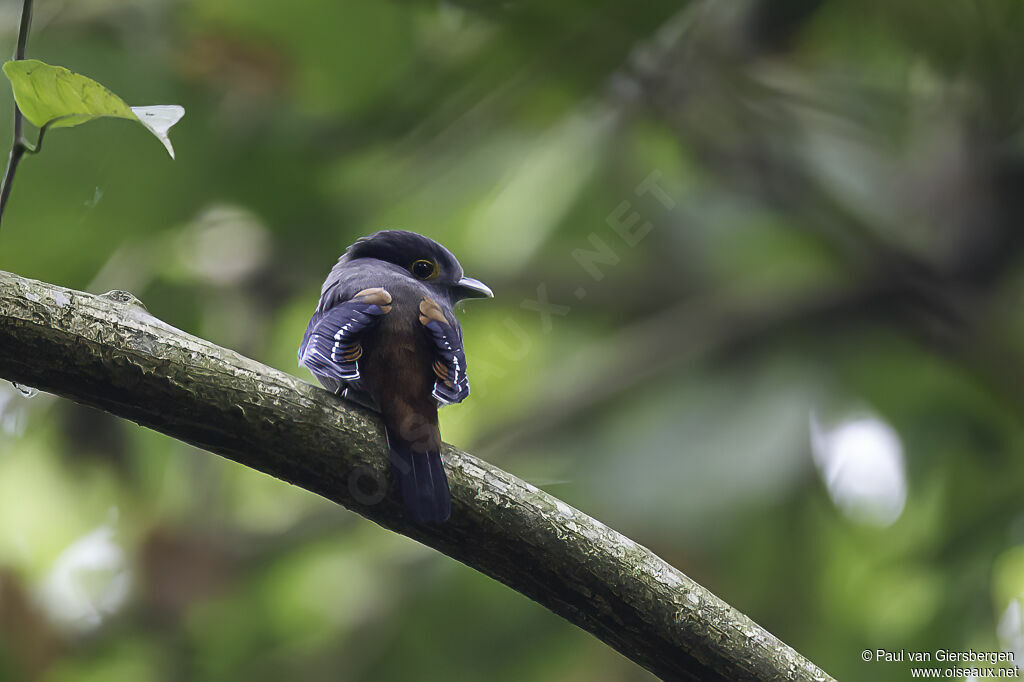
xmin=0 ymin=270 xmax=833 ymax=682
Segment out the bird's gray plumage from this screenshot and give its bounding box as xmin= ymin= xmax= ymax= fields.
xmin=298 ymin=229 xmax=491 ymax=522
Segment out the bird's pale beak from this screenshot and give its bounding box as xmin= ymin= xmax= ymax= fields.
xmin=455 ymin=276 xmax=493 ymax=300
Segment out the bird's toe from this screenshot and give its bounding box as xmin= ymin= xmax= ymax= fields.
xmin=418 ymin=297 xmax=447 ymax=325
xmin=354 ymin=287 xmax=393 ymax=313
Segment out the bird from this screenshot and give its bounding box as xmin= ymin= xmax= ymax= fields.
xmin=298 ymin=230 xmax=493 ymax=523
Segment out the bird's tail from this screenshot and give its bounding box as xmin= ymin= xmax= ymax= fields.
xmin=385 ymin=426 xmax=451 ymax=523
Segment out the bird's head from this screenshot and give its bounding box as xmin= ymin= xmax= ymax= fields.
xmin=343 ymin=230 xmax=493 ymax=304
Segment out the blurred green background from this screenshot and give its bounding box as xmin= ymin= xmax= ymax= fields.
xmin=3 ymin=0 xmax=1024 ymax=680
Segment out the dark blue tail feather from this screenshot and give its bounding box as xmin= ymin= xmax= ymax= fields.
xmin=386 ymin=429 xmax=451 ymax=523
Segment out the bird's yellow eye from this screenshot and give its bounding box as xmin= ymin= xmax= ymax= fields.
xmin=411 ymin=259 xmax=437 ymax=279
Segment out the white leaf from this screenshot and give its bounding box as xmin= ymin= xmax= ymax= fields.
xmin=131 ymin=105 xmax=185 ymax=159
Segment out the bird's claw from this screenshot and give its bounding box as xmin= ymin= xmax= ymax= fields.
xmin=420 ymin=300 xmax=470 ymax=405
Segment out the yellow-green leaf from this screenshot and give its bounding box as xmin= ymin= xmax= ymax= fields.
xmin=2 ymin=59 xmax=184 ymax=158
xmin=3 ymin=59 xmax=135 ymax=129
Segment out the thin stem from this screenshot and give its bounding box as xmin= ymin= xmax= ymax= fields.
xmin=15 ymin=0 xmax=33 ymax=60
xmin=0 ymin=145 xmax=26 ymax=226
xmin=0 ymin=0 xmax=35 ymax=229
xmin=27 ymin=124 xmax=46 ymax=155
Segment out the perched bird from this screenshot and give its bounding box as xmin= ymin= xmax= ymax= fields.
xmin=298 ymin=230 xmax=493 ymax=523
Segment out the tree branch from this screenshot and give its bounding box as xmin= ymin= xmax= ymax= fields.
xmin=0 ymin=270 xmax=833 ymax=682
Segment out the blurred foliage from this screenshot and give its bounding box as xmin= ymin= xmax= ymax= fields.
xmin=3 ymin=0 xmax=1024 ymax=680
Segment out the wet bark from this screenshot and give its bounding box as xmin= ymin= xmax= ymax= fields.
xmin=0 ymin=270 xmax=833 ymax=682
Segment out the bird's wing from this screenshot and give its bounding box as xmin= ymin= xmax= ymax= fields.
xmin=418 ymin=298 xmax=470 ymax=405
xmin=299 ymin=287 xmax=392 ymax=391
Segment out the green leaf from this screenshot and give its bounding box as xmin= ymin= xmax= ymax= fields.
xmin=2 ymin=59 xmax=184 ymax=158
